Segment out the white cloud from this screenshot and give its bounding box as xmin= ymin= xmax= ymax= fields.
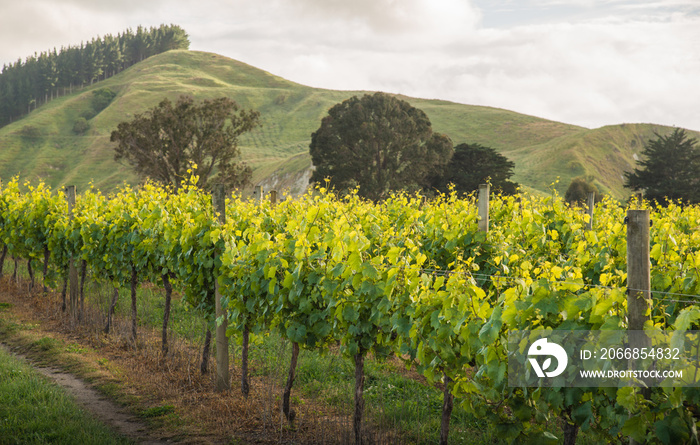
xmin=0 ymin=0 xmax=167 ymax=66
xmin=287 ymin=0 xmax=481 ymax=37
xmin=0 ymin=0 xmax=699 ymax=130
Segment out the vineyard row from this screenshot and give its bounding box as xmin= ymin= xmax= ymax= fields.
xmin=2 ymin=176 xmax=700 ymax=444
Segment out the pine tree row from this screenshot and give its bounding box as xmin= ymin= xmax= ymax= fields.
xmin=0 ymin=24 xmax=190 ymax=127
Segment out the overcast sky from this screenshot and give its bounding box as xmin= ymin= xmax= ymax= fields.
xmin=1 ymin=0 xmax=698 ymax=130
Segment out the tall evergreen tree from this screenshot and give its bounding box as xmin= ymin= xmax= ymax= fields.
xmin=624 ymin=128 xmax=700 ymax=205
xmin=431 ymin=143 xmax=518 ymax=196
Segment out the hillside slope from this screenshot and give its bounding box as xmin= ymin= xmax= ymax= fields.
xmin=0 ymin=50 xmax=696 ymax=199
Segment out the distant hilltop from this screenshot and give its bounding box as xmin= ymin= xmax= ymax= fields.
xmin=1 ymin=43 xmax=697 ymax=199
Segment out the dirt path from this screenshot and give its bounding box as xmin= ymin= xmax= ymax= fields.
xmin=0 ymin=342 xmax=168 ymax=444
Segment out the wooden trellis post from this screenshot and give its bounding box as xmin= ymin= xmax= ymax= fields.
xmin=626 ymin=209 xmax=652 ymax=332
xmin=586 ymin=192 xmax=595 ymax=230
xmin=478 ymin=184 xmax=490 ymax=233
xmin=626 ymin=209 xmax=652 ymax=445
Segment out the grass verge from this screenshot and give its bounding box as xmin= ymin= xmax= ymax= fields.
xmin=0 ymin=345 xmax=131 ymax=445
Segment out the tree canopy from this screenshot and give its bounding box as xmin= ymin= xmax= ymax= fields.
xmin=309 ymin=92 xmax=453 ymax=201
xmin=430 ymin=143 xmax=518 ymax=196
xmin=624 ymin=128 xmax=700 ymax=205
xmin=111 ymin=95 xmax=259 ymax=191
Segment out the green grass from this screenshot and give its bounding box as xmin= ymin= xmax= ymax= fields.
xmin=288 ymin=342 xmax=493 ymax=444
xmin=0 ymin=347 xmax=131 ymax=445
xmin=98 ymin=283 xmax=207 ymax=341
xmin=32 ymin=337 xmax=60 ymax=352
xmin=2 ymin=49 xmax=695 ymax=199
xmin=83 ymin=277 xmax=496 ymax=443
xmin=139 ymin=404 xmax=175 ymax=418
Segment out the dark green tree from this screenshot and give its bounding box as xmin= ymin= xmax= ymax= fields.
xmin=565 ymin=176 xmax=601 ymax=206
xmin=111 ymin=96 xmax=259 ymax=190
xmin=624 ymin=128 xmax=700 ymax=205
xmin=72 ymin=117 xmax=89 ymax=135
xmin=431 ymin=143 xmax=518 ymax=195
xmin=309 ymin=92 xmax=453 ymax=201
xmin=91 ymin=88 xmax=117 ymax=114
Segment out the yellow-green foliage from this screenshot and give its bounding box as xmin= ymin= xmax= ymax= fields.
xmin=3 ymin=177 xmax=700 ymax=442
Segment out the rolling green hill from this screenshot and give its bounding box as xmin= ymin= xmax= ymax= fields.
xmin=1 ymin=49 xmax=696 ymax=199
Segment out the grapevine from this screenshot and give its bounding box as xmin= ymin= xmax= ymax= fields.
xmin=2 ymin=177 xmax=700 ymax=443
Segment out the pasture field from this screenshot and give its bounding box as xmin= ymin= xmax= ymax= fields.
xmin=2 ymin=49 xmax=697 ymax=198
